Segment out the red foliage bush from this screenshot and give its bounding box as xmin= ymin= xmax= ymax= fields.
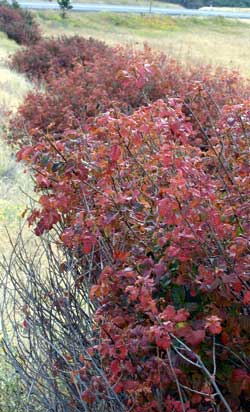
xmin=8 ymin=40 xmax=250 ymax=412
xmin=9 ymin=44 xmax=250 ymax=150
xmin=10 ymin=35 xmax=110 ymax=81
xmin=9 ymin=46 xmax=183 ymax=144
xmin=16 ymin=97 xmax=250 ymax=411
xmin=0 ymin=4 xmax=41 ymax=45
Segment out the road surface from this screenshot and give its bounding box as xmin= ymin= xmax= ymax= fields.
xmin=18 ymin=2 xmax=250 ymax=19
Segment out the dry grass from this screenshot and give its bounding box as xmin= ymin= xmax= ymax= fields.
xmin=0 ymin=33 xmax=31 ymax=113
xmin=0 ymin=142 xmax=33 ymax=255
xmin=0 ymin=33 xmax=33 ymax=256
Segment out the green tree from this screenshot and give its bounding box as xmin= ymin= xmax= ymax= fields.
xmin=57 ymin=0 xmax=72 ymax=18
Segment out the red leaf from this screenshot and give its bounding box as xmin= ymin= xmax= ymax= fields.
xmin=185 ymin=329 xmax=205 ymax=346
xmin=123 ymin=380 xmax=139 ymax=392
xmin=115 ymin=342 xmax=128 ymax=360
xmin=232 ymin=368 xmax=248 ymax=382
xmin=81 ymin=389 xmax=95 ymax=404
xmin=16 ymin=146 xmax=34 ymax=161
xmin=79 ymin=354 xmax=85 ymax=363
xmin=174 ymin=308 xmax=190 ymax=323
xmin=160 ymin=305 xmax=176 ymax=321
xmin=205 ymin=315 xmax=222 ymax=335
xmin=114 ymin=382 xmax=123 ymax=394
xmin=110 ymin=360 xmax=121 ymax=376
xmin=221 ymin=331 xmax=229 ymax=345
xmin=158 ymin=198 xmax=168 ymax=217
xmin=155 ymin=334 xmax=171 ymax=350
xmin=82 ymin=236 xmax=96 ymax=254
xmin=243 ymin=291 xmax=250 ymax=305
xmin=35 ymin=220 xmax=46 ymax=236
xmin=23 ymin=319 xmax=29 ymax=329
xmin=110 ymin=145 xmax=121 ymax=162
xmin=154 ymin=262 xmax=165 ymax=277
xmin=153 ymin=323 xmax=172 ymax=350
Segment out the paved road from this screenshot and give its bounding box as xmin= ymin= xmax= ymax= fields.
xmin=18 ymin=2 xmax=250 ymax=19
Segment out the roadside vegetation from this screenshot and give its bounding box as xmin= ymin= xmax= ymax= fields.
xmin=35 ymin=11 xmax=250 ymax=75
xmin=19 ymin=0 xmax=184 ymax=6
xmin=0 ymin=2 xmax=41 ymax=44
xmin=16 ymin=0 xmax=250 ymax=6
xmin=1 ymin=4 xmax=250 ymax=412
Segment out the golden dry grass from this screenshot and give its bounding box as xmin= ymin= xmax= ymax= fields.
xmin=0 ymin=33 xmax=33 ymax=255
xmin=0 ymin=34 xmax=31 ymax=113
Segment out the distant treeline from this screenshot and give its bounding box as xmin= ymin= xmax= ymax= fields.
xmin=161 ymin=0 xmax=250 ymax=8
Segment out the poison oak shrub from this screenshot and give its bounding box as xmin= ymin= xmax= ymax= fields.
xmin=0 ymin=4 xmax=41 ymax=45
xmin=5 ymin=40 xmax=250 ymax=412
xmin=9 ymin=44 xmax=250 ymax=149
xmin=9 ymin=46 xmax=183 ymax=142
xmin=14 ymin=98 xmax=250 ymax=412
xmin=10 ymin=36 xmax=109 ymax=81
